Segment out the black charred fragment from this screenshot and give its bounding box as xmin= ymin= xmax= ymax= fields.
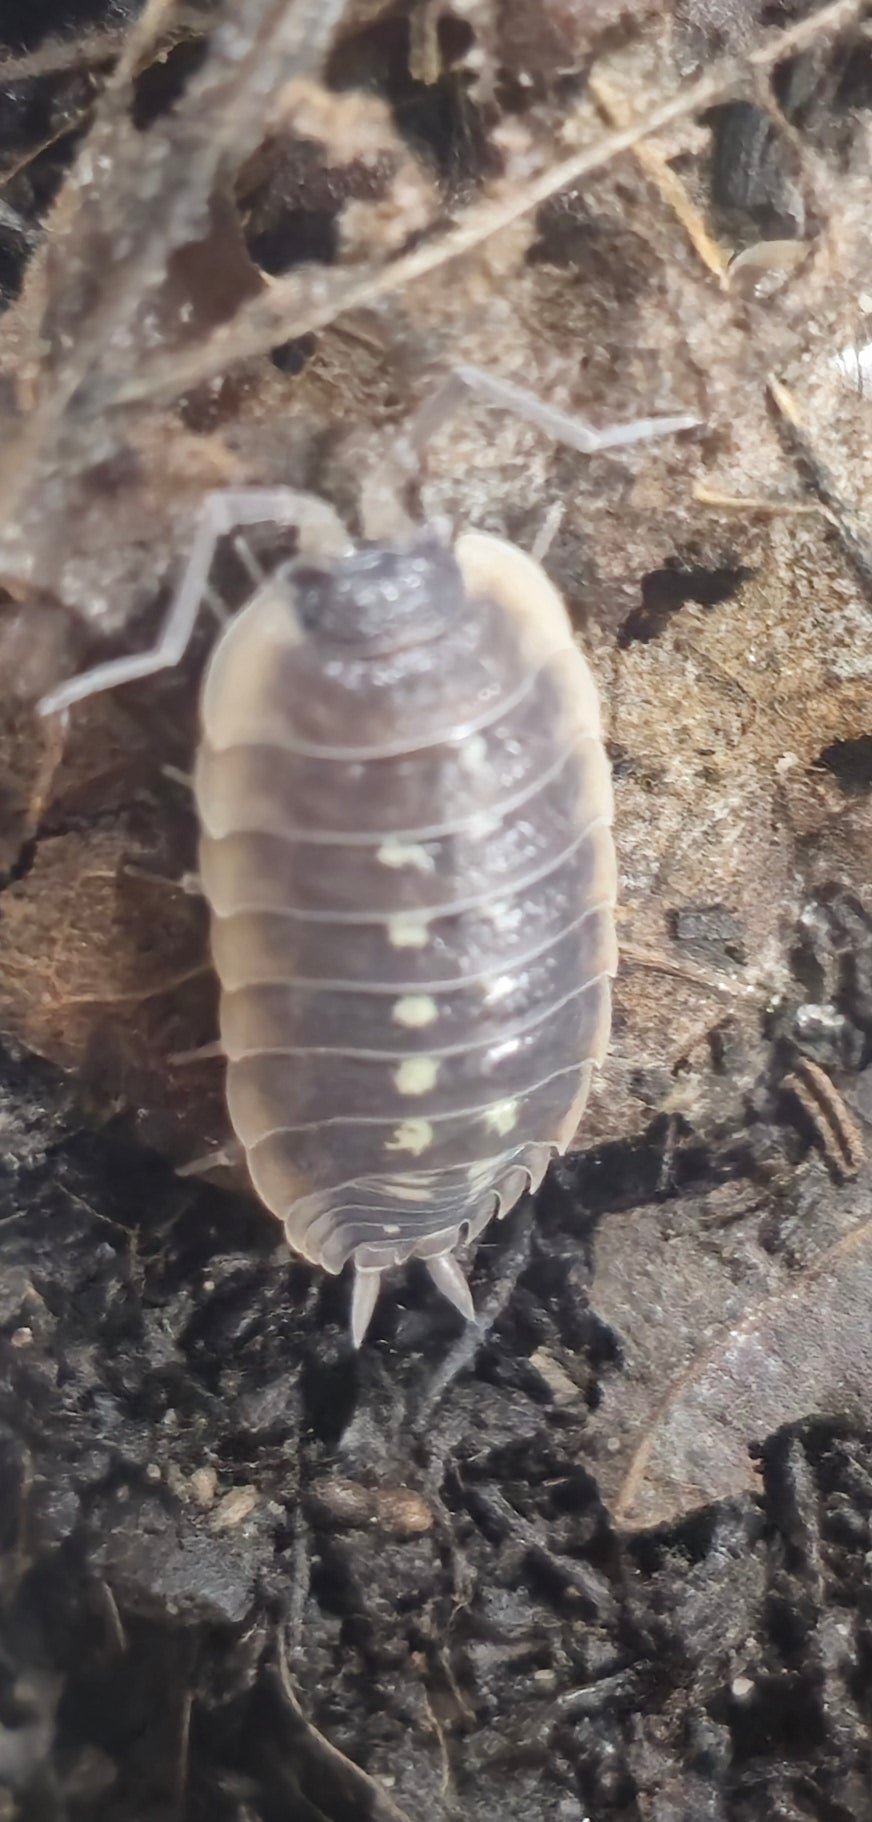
xmin=619 ymin=563 xmax=752 ymax=647
xmin=706 ymin=98 xmax=807 ymax=244
xmin=669 ymin=902 xmax=750 ymax=968
xmin=816 ymin=734 xmax=872 ymax=796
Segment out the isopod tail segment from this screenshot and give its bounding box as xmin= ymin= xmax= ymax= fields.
xmin=348 ymin=1144 xmax=554 ymax=1345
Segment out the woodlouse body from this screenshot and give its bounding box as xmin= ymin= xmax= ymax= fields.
xmin=194 ymin=525 xmax=617 ymax=1330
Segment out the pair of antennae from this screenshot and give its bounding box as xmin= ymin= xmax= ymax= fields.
xmin=38 ymin=363 xmax=699 ymax=721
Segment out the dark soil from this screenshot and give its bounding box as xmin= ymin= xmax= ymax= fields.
xmin=4 ymin=1035 xmax=872 ymax=1821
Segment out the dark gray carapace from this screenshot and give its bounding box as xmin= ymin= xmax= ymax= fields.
xmin=194 ymin=526 xmax=617 ymax=1342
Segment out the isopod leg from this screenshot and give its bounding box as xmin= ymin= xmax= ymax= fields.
xmin=359 ymin=365 xmax=700 ymax=540
xmin=38 ymin=487 xmax=350 ymax=718
xmin=119 ymin=862 xmax=203 ymax=896
xmin=169 ymin=1040 xmax=225 ymax=1066
xmin=406 ymin=363 xmax=701 ymax=461
xmin=176 ymin=1139 xmax=245 ymax=1179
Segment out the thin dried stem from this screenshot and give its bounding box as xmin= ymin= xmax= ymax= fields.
xmin=0 ymin=0 xmax=349 ymax=528
xmin=588 ymin=70 xmax=730 ymax=282
xmin=111 ymin=0 xmax=186 ymax=90
xmin=0 ymin=8 xmax=205 ymax=84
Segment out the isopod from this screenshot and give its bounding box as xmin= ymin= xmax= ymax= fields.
xmin=39 ymin=365 xmax=698 ymax=1342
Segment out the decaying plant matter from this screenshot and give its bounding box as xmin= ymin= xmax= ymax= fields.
xmin=0 ymin=1 xmax=871 ymax=1818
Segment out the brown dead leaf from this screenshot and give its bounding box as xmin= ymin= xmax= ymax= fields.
xmin=0 ymin=820 xmax=221 ymax=1144
xmin=0 ymin=696 xmax=225 ymax=1161
xmin=587 ymin=1170 xmax=872 ymax=1532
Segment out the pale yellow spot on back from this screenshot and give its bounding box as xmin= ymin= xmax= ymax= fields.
xmin=388 ymin=914 xmax=430 ymax=949
xmin=392 ymin=995 xmax=438 ymax=1029
xmin=377 ymin=837 xmax=435 ymax=874
xmin=395 ymin=1056 xmax=439 ymax=1096
xmin=459 ymin=733 xmax=488 ymax=775
xmin=465 ymin=811 xmax=499 ymax=839
xmin=484 ymin=1098 xmax=519 ymax=1136
xmin=385 ymin=1119 xmax=433 ymax=1157
xmin=483 ymin=974 xmax=516 ymax=1004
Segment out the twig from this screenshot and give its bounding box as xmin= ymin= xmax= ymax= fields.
xmin=0 ymin=113 xmax=96 ymax=197
xmin=767 ymin=371 xmax=872 ymax=586
xmin=274 ymin=1629 xmax=416 ymax=1822
xmin=587 ymin=71 xmax=730 ymax=282
xmin=781 ymin=1056 xmax=865 ymax=1180
xmin=111 ymin=0 xmax=187 ymax=90
xmin=694 ymin=482 xmax=836 ymax=519
xmin=620 ymin=942 xmax=765 ymax=1003
xmin=0 ymin=0 xmax=349 ymax=526
xmin=0 ymin=8 xmax=206 ymax=84
xmin=411 ymin=1205 xmax=535 ymax=1434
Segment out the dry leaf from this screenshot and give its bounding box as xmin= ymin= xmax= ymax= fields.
xmin=587 ymin=1169 xmax=872 ymax=1531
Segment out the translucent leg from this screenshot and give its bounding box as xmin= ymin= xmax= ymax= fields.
xmin=359 ymin=363 xmax=700 ymax=540
xmin=161 ymin=764 xmax=195 ymax=791
xmin=176 ymin=1140 xmax=245 ymax=1178
xmin=169 ymin=1040 xmax=224 ymax=1065
xmin=230 ymin=533 xmax=264 ymax=588
xmin=38 ymin=487 xmax=350 ymax=718
xmin=119 ymin=863 xmax=203 ymax=896
xmin=406 ymin=363 xmax=701 ymax=461
xmin=530 ymin=499 xmax=565 ymax=566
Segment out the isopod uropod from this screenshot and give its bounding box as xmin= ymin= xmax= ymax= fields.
xmin=39 ymin=366 xmax=699 ymax=1342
